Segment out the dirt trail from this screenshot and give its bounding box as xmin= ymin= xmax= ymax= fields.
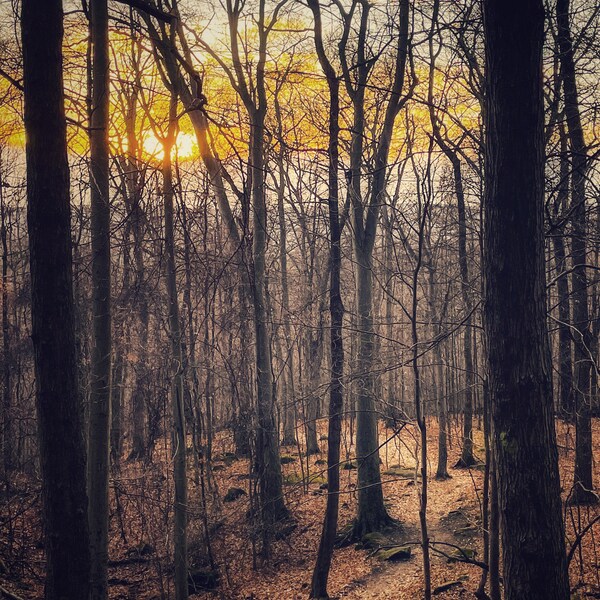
xmin=339 ymin=473 xmax=485 ymax=599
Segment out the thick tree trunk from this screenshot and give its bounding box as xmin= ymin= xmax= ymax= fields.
xmin=354 ymin=251 xmax=392 ymax=535
xmin=87 ymin=1 xmax=112 ymax=596
xmin=350 ymin=0 xmax=410 ymax=534
xmin=21 ymin=1 xmax=91 ymax=597
xmin=482 ymin=1 xmax=570 ymax=597
xmin=250 ymin=107 xmax=288 ymax=526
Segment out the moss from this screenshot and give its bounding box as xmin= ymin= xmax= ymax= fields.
xmin=280 ymin=454 xmax=297 ymax=465
xmin=447 ymin=547 xmax=476 ymax=563
xmin=383 ymin=466 xmax=419 ymax=478
xmin=283 ymin=472 xmax=327 ymax=486
xmin=356 ymin=532 xmax=393 ymax=550
xmin=374 ymin=545 xmax=411 ymax=561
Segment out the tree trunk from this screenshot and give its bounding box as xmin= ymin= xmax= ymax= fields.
xmin=309 ymin=2 xmax=344 ymax=591
xmin=0 ymin=166 xmax=13 ymax=474
xmin=21 ymin=1 xmax=91 ymax=597
xmin=556 ymin=0 xmax=596 ymax=504
xmin=482 ymin=1 xmax=570 ymax=597
xmin=87 ymin=1 xmax=112 ymax=596
xmin=276 ymin=144 xmax=297 ymax=448
xmin=250 ymin=105 xmax=288 ymax=527
xmin=354 ymin=249 xmax=391 ymax=535
xmin=554 ymin=126 xmax=574 ymax=418
xmin=163 ymin=95 xmax=188 ymax=600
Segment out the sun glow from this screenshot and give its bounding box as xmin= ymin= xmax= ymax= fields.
xmin=141 ymin=131 xmax=197 ymax=161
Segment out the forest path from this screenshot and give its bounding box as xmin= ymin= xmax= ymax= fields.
xmin=338 ymin=469 xmax=484 ymax=599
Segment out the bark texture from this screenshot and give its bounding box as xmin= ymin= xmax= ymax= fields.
xmin=21 ymin=1 xmax=91 ymax=597
xmin=483 ymin=1 xmax=570 ymax=597
xmin=87 ymin=0 xmax=112 ymax=596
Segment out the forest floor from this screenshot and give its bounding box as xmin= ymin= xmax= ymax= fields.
xmin=1 ymin=418 xmax=599 ymax=599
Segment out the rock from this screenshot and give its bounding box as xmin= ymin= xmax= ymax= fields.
xmin=188 ymin=569 xmax=219 ymax=593
xmin=319 ymin=435 xmax=328 ymax=441
xmin=384 ymin=466 xmax=419 ymax=478
xmin=433 ymin=580 xmax=463 ymax=595
xmin=315 ymin=459 xmax=327 ymax=466
xmin=356 ymin=532 xmax=393 ymax=550
xmin=223 ymin=487 xmax=247 ymax=502
xmin=211 ymin=464 xmax=226 ymax=472
xmin=343 ymin=461 xmax=357 ymax=470
xmin=375 ymin=545 xmax=412 ymax=561
xmin=280 ymin=455 xmax=297 ymax=464
xmin=319 ymin=483 xmax=328 ymax=490
xmin=283 ymin=473 xmax=303 ymax=485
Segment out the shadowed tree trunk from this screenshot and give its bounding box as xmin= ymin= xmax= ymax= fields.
xmin=0 ymin=166 xmax=13 ymax=474
xmin=553 ymin=124 xmax=574 ymax=419
xmin=556 ymin=0 xmax=596 ymax=505
xmin=346 ymin=0 xmax=411 ymax=536
xmin=482 ymin=0 xmax=570 ymax=597
xmin=162 ymin=91 xmax=188 ymax=600
xmin=21 ymin=0 xmax=91 ymax=597
xmin=309 ymin=0 xmax=344 ymax=593
xmin=87 ymin=0 xmax=112 ymax=596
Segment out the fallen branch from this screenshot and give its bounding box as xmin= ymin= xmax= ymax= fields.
xmin=567 ymin=513 xmax=600 ymax=566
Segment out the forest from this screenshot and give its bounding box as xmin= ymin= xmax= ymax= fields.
xmin=0 ymin=0 xmax=599 ymax=598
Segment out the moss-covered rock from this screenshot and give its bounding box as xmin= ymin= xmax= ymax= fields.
xmin=280 ymin=454 xmax=297 ymax=465
xmin=283 ymin=472 xmax=327 ymax=486
xmin=447 ymin=547 xmax=476 ymax=563
xmin=375 ymin=545 xmax=411 ymax=561
xmin=383 ymin=466 xmax=419 ymax=478
xmin=356 ymin=532 xmax=393 ymax=550
xmin=283 ymin=472 xmax=303 ymax=485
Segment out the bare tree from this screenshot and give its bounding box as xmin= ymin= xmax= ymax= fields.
xmin=87 ymin=0 xmax=112 ymax=597
xmin=21 ymin=0 xmax=91 ymax=597
xmin=482 ymin=0 xmax=570 ymax=597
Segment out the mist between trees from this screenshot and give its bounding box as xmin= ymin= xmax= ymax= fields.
xmin=0 ymin=0 xmax=599 ymax=599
